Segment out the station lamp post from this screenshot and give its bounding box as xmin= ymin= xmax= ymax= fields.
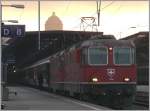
xmin=38 ymin=0 xmax=41 ymax=50
xmin=1 ymin=4 xmax=24 ymax=8
xmin=0 ymin=2 xmax=24 ymax=101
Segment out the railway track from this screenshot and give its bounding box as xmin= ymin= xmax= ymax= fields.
xmin=25 ymin=84 xmax=149 ymax=110
xmin=134 ymin=92 xmax=149 ymax=107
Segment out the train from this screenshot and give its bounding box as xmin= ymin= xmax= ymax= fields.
xmin=18 ymin=35 xmax=137 ymax=108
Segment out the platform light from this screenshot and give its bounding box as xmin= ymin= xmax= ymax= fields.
xmin=10 ymin=4 xmax=24 ymax=9
xmin=1 ymin=4 xmax=24 ymax=9
xmin=92 ymin=77 xmax=98 ymax=82
xmin=3 ymin=20 xmax=18 ymax=23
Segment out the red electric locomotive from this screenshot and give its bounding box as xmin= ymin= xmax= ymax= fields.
xmin=49 ymin=35 xmax=137 ymax=108
xmin=21 ymin=35 xmax=136 ymax=108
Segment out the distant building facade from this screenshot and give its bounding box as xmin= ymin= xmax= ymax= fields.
xmin=45 ymin=12 xmax=63 ymax=30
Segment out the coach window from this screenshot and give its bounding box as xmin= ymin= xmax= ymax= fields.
xmin=88 ymin=47 xmax=107 ymax=65
xmin=114 ymin=47 xmax=132 ymax=65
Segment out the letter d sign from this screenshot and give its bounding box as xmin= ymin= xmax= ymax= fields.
xmin=4 ymin=29 xmax=10 ymax=36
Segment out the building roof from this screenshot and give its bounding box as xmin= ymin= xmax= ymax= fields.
xmin=3 ymin=30 xmax=103 ymax=68
xmin=121 ymin=31 xmax=149 ymax=67
xmin=121 ymin=31 xmax=149 ymax=40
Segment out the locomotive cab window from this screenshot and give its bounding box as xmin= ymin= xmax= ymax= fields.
xmin=88 ymin=47 xmax=107 ymax=65
xmin=114 ymin=47 xmax=134 ymax=65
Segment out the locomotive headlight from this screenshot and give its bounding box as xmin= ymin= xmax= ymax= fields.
xmin=124 ymin=77 xmax=130 ymax=82
xmin=109 ymin=47 xmax=113 ymax=51
xmin=92 ymin=77 xmax=98 ymax=82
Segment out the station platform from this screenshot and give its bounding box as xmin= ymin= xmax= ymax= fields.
xmin=2 ymin=86 xmax=111 ymax=110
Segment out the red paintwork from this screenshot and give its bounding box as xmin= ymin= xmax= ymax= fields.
xmin=50 ymin=39 xmax=137 ymax=85
xmin=82 ymin=65 xmax=136 ymax=83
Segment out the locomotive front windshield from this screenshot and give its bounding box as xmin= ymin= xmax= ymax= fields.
xmin=88 ymin=47 xmax=107 ymax=65
xmin=114 ymin=47 xmax=134 ymax=65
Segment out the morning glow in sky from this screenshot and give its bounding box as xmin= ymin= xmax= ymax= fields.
xmin=2 ymin=0 xmax=149 ymax=39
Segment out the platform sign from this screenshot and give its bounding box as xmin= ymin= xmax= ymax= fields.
xmin=6 ymin=59 xmax=16 ymax=64
xmin=1 ymin=25 xmax=25 ymax=38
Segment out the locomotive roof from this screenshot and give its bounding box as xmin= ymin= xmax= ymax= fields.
xmin=23 ymin=57 xmax=50 ymax=70
xmin=22 ymin=35 xmax=135 ymax=69
xmin=50 ymin=35 xmax=135 ymax=59
xmin=80 ymin=39 xmax=135 ymax=47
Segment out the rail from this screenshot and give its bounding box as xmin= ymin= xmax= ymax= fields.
xmin=134 ymin=92 xmax=149 ymax=107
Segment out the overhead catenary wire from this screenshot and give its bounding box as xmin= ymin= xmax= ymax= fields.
xmin=62 ymin=0 xmax=71 ymax=17
xmin=97 ymin=0 xmax=101 ymax=26
xmin=101 ymin=1 xmax=114 ymax=10
xmin=71 ymin=1 xmax=115 ymax=31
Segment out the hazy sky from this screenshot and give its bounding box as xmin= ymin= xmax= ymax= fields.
xmin=2 ymin=0 xmax=149 ymax=39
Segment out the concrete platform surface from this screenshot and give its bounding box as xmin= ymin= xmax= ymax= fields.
xmin=2 ymin=86 xmax=111 ymax=110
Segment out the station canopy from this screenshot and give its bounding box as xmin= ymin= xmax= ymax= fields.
xmin=3 ymin=30 xmax=103 ymax=68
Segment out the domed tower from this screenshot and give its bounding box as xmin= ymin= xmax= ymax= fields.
xmin=45 ymin=12 xmax=63 ymax=30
